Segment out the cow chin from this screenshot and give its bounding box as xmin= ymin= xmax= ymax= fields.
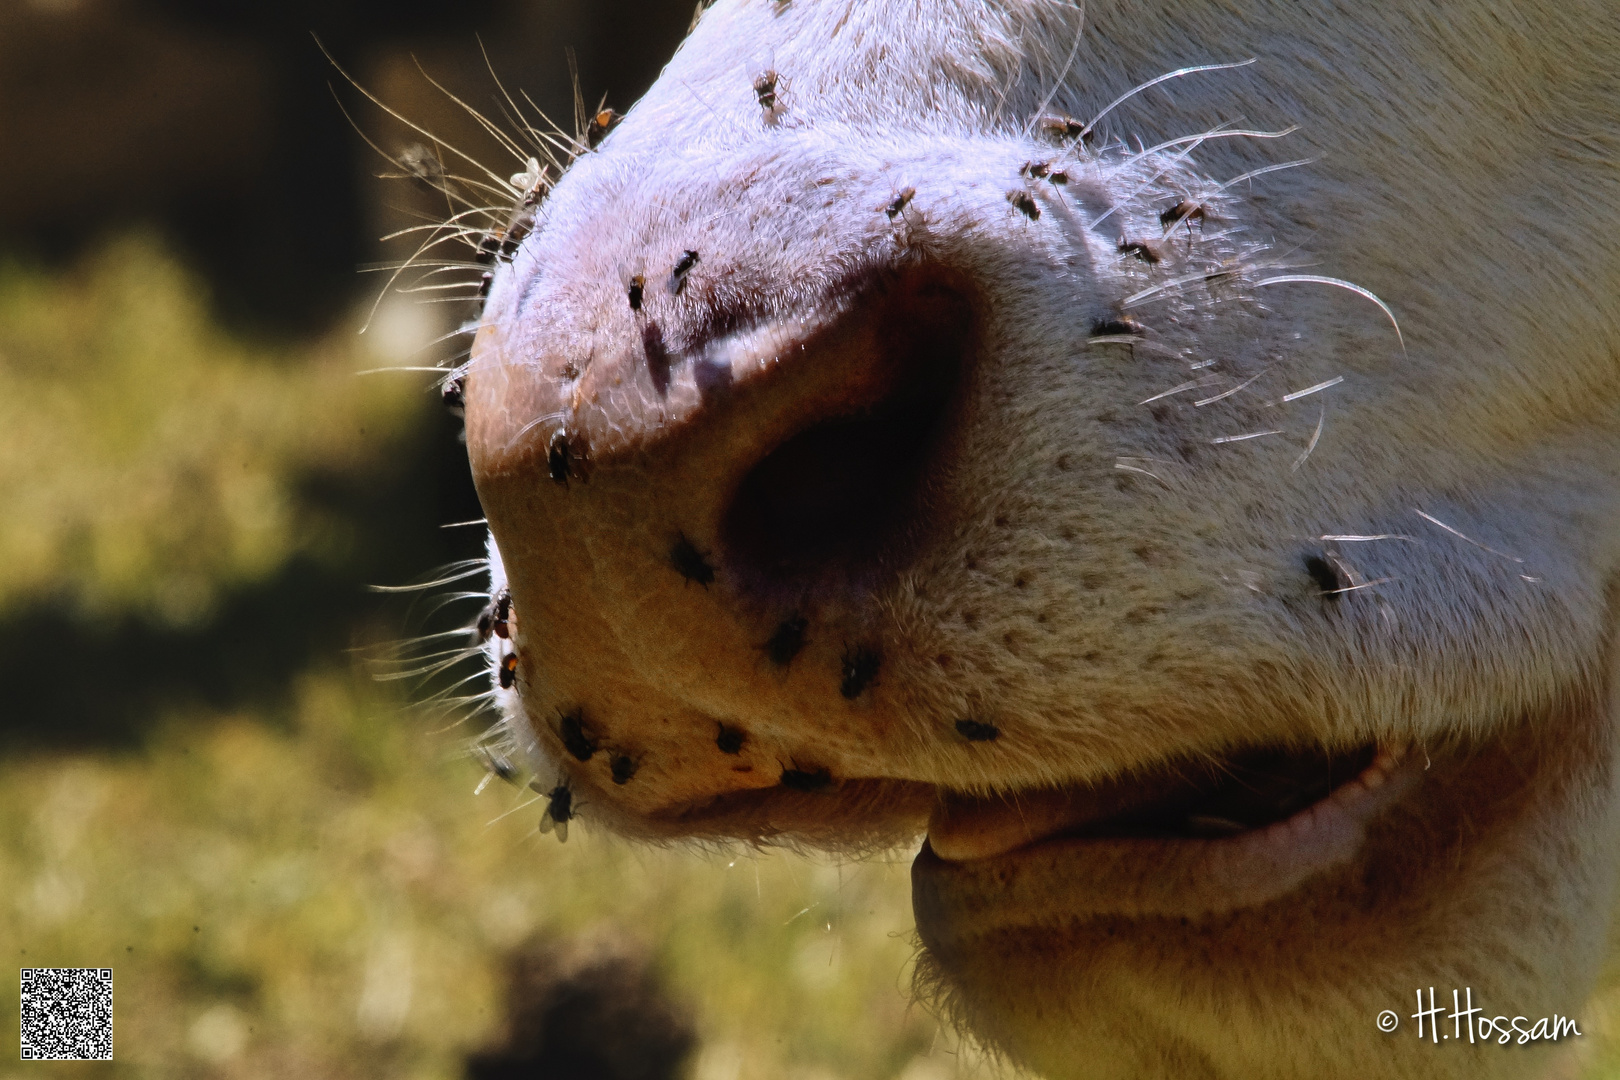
xmin=911 ymin=686 xmax=1620 ymax=1080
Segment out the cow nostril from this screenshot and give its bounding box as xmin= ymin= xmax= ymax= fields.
xmin=719 ymin=279 xmax=971 ymax=590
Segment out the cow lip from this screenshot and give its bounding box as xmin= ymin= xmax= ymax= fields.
xmin=916 ymin=743 xmax=1424 ymax=920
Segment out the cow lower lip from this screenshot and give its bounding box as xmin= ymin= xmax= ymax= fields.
xmin=918 ymin=743 xmax=1422 ymax=920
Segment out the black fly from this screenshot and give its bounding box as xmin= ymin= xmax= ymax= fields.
xmin=557 ymin=709 xmax=598 ymax=762
xmin=548 ymin=431 xmax=573 ymax=485
xmin=669 ymin=533 xmax=716 ymax=587
xmin=670 ymin=250 xmax=700 ymax=295
xmin=476 ymin=588 xmax=511 ymax=643
xmin=473 ymin=747 xmax=518 ymax=794
xmin=535 ymin=781 xmax=575 ymax=841
xmin=882 ymin=187 xmax=916 ymax=219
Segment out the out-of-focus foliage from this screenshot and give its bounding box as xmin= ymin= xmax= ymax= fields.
xmin=0 ymin=234 xmax=419 ymax=627
xmin=0 ymin=667 xmax=1003 ymax=1080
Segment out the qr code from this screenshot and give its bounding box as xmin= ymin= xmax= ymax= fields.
xmin=19 ymin=968 xmax=113 ymax=1060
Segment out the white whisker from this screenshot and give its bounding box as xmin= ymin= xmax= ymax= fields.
xmin=1277 ymin=375 xmax=1344 ymax=404
xmin=1194 ymin=370 xmax=1266 ymax=406
xmin=1084 ymin=58 xmax=1257 ymax=133
xmin=1139 ymin=380 xmax=1203 ymax=404
xmin=1290 ymin=406 xmax=1326 ymax=471
xmin=1253 ymin=276 xmax=1405 ymax=356
xmin=1022 ymin=1 xmax=1089 ymax=140
xmin=1414 ymin=510 xmax=1525 ymax=563
xmin=1324 ymin=577 xmax=1394 ymax=595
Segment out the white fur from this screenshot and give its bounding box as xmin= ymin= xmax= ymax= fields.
xmin=458 ymin=0 xmax=1620 ymax=1076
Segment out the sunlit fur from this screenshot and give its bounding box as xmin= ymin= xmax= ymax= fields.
xmin=440 ymin=0 xmax=1620 ymax=1076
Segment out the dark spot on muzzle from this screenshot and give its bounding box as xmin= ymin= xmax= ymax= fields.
xmin=1304 ymin=553 xmax=1348 ymax=597
xmin=558 ymin=709 xmax=598 ymax=763
xmin=715 ymin=724 xmax=745 ymax=755
xmin=611 ymin=755 xmax=639 ymax=785
xmin=839 ymin=646 xmax=881 ymax=699
xmin=764 ymin=616 xmax=808 ymax=667
xmin=955 ymin=719 xmax=1000 ymax=742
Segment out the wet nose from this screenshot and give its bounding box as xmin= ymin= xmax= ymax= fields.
xmin=462 ymin=204 xmax=974 ymax=830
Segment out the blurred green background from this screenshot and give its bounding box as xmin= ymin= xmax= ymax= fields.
xmin=0 ymin=1 xmax=1617 ymax=1077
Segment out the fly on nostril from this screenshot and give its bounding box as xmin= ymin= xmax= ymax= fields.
xmin=499 ymin=652 xmax=519 ymax=689
xmin=764 ymin=616 xmax=808 ymax=667
xmin=780 ymin=767 xmax=832 ymax=792
xmin=557 ymin=708 xmax=597 ymax=762
xmin=839 ymin=646 xmax=881 ymax=699
xmin=668 ymin=533 xmax=716 ymax=587
xmin=669 ymin=250 xmax=700 ymax=295
xmin=627 ymin=274 xmax=645 ymax=311
xmin=716 ymin=724 xmax=745 ymax=754
xmin=610 ymin=755 xmax=638 ymax=785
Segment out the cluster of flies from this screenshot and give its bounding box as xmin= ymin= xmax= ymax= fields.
xmin=473 ymin=581 xmax=646 ymax=840
xmin=434 ymin=95 xmax=623 ymax=415
xmin=449 ymin=71 xmax=1228 ymax=838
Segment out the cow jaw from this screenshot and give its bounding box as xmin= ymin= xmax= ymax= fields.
xmin=911 ymin=695 xmax=1620 ymax=1080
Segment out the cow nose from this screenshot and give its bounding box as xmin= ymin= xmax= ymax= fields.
xmin=462 ymin=245 xmax=973 ymax=826
xmin=469 ymin=263 xmax=974 ymax=598
xmin=717 ymin=274 xmax=971 ymax=595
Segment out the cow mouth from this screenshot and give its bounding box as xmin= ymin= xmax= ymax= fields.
xmin=930 ymin=741 xmax=1402 ymax=856
xmin=914 ymin=740 xmax=1425 ymax=924
xmin=637 ymin=737 xmax=1422 ymax=920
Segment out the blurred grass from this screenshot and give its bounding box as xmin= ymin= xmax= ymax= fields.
xmin=0 ymin=233 xmax=418 ymax=627
xmin=0 ymin=667 xmax=998 ymax=1079
xmin=2 ymin=234 xmax=1616 ymax=1079
xmin=0 ymin=236 xmax=1000 ymax=1079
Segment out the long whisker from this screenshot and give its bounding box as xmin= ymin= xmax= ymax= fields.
xmin=1084 ymin=58 xmax=1257 ymax=133
xmin=1252 ymin=275 xmax=1405 ymax=356
xmin=1022 ymin=0 xmax=1088 ymax=140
